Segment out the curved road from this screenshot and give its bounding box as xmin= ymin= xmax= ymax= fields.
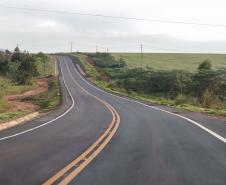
xmin=0 ymin=56 xmax=225 ymax=185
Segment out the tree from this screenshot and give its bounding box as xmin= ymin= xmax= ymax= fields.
xmin=36 ymin=52 xmax=48 ymax=75
xmin=176 ymin=70 xmax=192 ymax=95
xmin=11 ymin=46 xmax=23 ymax=63
xmin=0 ymin=51 xmax=10 ymax=74
xmin=15 ymin=54 xmax=39 ymax=84
xmin=198 ymin=59 xmax=212 ymax=70
xmin=118 ymin=58 xmax=127 ymax=68
xmin=5 ymin=49 xmax=11 ymax=55
xmin=192 ymin=70 xmax=217 ymax=97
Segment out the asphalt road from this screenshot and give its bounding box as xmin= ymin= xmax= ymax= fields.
xmin=0 ymin=56 xmax=226 ymax=185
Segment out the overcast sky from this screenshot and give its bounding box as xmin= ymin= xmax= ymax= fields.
xmin=0 ymin=0 xmax=226 ymax=53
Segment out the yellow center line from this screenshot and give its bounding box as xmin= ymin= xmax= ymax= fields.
xmin=43 ymin=61 xmax=120 ymax=185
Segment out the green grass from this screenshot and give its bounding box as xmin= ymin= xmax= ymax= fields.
xmin=73 ymin=53 xmax=101 ymax=79
xmin=74 ymin=53 xmax=226 ymax=117
xmin=0 ymin=92 xmax=8 ymax=113
xmin=0 ymin=110 xmax=30 ymax=123
xmin=0 ymin=76 xmax=37 ymax=95
xmin=0 ymin=75 xmax=37 ymax=114
xmin=112 ymin=53 xmax=226 ymax=71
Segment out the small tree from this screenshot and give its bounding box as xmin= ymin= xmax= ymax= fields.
xmin=202 ymin=89 xmax=216 ymax=108
xmin=11 ymin=46 xmax=23 ymax=63
xmin=16 ymin=54 xmax=39 ymax=84
xmin=118 ymin=58 xmax=127 ymax=68
xmin=198 ymin=59 xmax=212 ymax=70
xmin=176 ymin=70 xmax=192 ymax=95
xmin=0 ymin=51 xmax=10 ymax=74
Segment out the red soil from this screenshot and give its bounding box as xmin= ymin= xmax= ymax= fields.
xmin=5 ymin=78 xmax=49 ymax=112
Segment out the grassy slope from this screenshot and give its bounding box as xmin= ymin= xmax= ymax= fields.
xmin=73 ymin=53 xmax=226 ymax=117
xmin=76 ymin=54 xmax=100 ymax=79
xmin=112 ymin=53 xmax=226 ymax=71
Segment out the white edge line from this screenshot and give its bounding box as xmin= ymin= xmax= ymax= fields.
xmin=67 ymin=57 xmax=226 ymax=143
xmin=0 ymin=58 xmax=75 ymax=141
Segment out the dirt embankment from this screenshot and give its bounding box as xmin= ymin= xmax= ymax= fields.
xmin=6 ymin=78 xmax=49 ymax=112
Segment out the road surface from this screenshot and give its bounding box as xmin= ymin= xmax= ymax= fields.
xmin=0 ymin=56 xmax=225 ymax=185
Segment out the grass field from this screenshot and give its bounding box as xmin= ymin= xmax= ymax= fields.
xmin=112 ymin=53 xmax=226 ymax=71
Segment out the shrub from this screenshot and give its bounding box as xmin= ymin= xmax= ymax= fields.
xmin=175 ymin=94 xmax=187 ymax=105
xmin=202 ymin=89 xmax=217 ymax=108
xmin=107 ymin=82 xmax=118 ymax=89
xmin=198 ymin=59 xmax=212 ymax=70
xmin=16 ymin=54 xmax=39 ymax=84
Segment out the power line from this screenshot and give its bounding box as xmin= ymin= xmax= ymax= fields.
xmin=72 ymin=41 xmax=188 ymax=52
xmin=1 ymin=5 xmax=226 ymax=28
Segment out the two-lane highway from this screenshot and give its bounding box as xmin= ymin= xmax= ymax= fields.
xmin=0 ymin=56 xmax=225 ymax=185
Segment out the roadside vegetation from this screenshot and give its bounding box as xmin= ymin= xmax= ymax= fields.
xmin=71 ymin=52 xmax=226 ymax=117
xmin=23 ymin=78 xmax=60 ymax=113
xmin=0 ymin=47 xmax=60 ymax=122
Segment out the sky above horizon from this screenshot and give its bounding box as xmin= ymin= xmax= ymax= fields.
xmin=0 ymin=0 xmax=226 ymax=53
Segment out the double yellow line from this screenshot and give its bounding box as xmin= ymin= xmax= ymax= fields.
xmin=43 ymin=61 xmax=120 ymax=185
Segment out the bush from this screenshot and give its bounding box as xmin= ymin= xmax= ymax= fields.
xmin=193 ymin=69 xmax=226 ymax=97
xmin=175 ymin=94 xmax=187 ymax=105
xmin=2 ymin=47 xmax=41 ymax=85
xmin=198 ymin=59 xmax=212 ymax=70
xmin=202 ymin=90 xmax=217 ymax=108
xmin=16 ymin=55 xmax=39 ymax=84
xmin=107 ymin=81 xmax=118 ymax=89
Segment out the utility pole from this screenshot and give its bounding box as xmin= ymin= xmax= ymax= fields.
xmin=140 ymin=44 xmax=143 ymax=58
xmin=96 ymin=45 xmax=98 ymax=53
xmin=140 ymin=44 xmax=143 ymax=68
xmin=70 ymin=42 xmax=73 ymax=53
